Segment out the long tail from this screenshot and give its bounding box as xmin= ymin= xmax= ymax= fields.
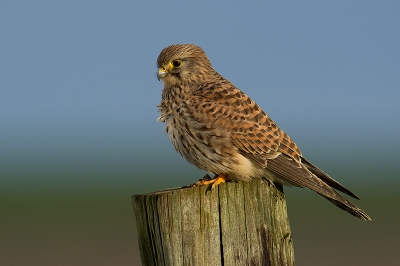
xmin=302 ymin=158 xmax=371 ymax=220
xmin=320 ymin=193 xmax=371 ymax=221
xmin=266 ymin=154 xmax=371 ymax=220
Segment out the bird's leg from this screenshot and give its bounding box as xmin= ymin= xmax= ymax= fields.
xmin=187 ymin=174 xmax=231 ymax=189
xmin=194 ymin=173 xmax=230 ymax=189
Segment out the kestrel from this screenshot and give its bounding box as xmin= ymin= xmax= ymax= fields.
xmin=157 ymin=44 xmax=371 ymax=221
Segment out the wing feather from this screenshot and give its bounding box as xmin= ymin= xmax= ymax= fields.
xmin=189 ymin=81 xmax=370 ymax=220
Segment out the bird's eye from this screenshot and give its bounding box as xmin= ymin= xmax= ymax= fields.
xmin=171 ymin=60 xmax=182 ymax=68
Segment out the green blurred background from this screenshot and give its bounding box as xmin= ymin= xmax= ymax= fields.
xmin=1 ymin=1 xmax=399 ymax=265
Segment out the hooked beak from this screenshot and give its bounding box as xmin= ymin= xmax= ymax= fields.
xmin=157 ymin=67 xmax=168 ymax=80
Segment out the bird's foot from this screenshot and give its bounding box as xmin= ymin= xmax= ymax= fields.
xmin=186 ymin=174 xmax=231 ymax=190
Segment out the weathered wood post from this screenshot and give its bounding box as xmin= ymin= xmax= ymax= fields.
xmin=132 ymin=179 xmax=294 ymax=266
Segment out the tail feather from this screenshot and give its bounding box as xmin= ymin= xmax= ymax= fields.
xmin=302 ymin=157 xmax=360 ymax=200
xmin=266 ymin=154 xmax=371 ymax=220
xmin=321 ymin=194 xmax=372 ymax=221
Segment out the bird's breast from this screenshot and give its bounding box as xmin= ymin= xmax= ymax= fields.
xmin=158 ymin=89 xmax=267 ymax=181
xmin=159 ymin=91 xmax=236 ymax=174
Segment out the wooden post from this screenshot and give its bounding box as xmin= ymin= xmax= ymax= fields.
xmin=132 ymin=179 xmax=294 ymax=266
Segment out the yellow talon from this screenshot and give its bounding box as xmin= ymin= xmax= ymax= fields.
xmin=191 ymin=174 xmax=230 ymax=189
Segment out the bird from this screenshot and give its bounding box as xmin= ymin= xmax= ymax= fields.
xmin=156 ymin=44 xmax=371 ymax=221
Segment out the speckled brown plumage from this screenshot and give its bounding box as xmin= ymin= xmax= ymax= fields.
xmin=156 ymin=44 xmax=371 ymax=220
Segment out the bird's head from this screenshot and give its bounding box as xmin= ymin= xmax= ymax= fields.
xmin=157 ymin=44 xmax=216 ymax=87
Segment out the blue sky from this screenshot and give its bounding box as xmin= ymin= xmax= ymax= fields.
xmin=1 ymin=1 xmax=399 ymax=191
